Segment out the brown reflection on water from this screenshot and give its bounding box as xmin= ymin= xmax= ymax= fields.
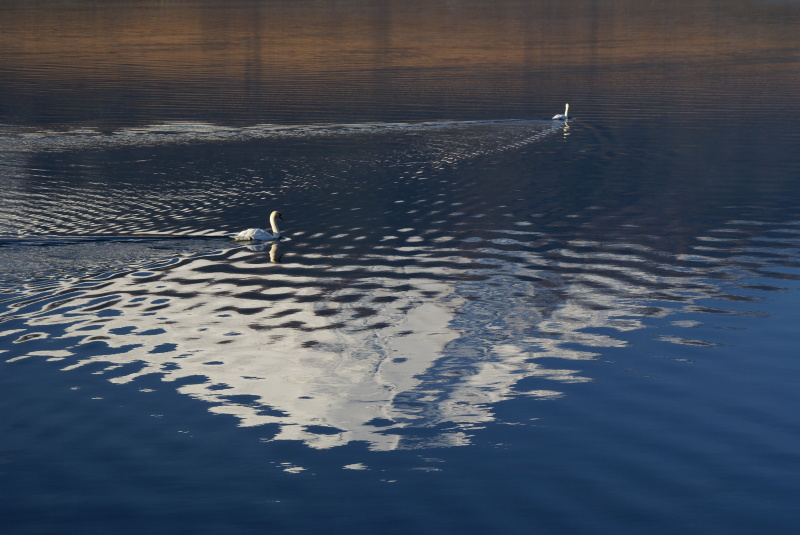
xmin=2 ymin=0 xmax=794 ymax=70
xmin=2 ymin=0 xmax=797 ymax=123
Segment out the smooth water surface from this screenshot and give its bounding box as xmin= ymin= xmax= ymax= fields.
xmin=2 ymin=1 xmax=800 ymax=534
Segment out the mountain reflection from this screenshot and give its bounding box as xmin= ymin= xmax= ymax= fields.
xmin=2 ymin=184 xmax=793 ymax=451
xmin=11 ymin=213 xmax=750 ymax=451
xmin=3 ymin=239 xmax=603 ymax=451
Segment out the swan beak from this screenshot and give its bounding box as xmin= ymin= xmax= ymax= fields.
xmin=278 ymin=213 xmax=283 ymax=220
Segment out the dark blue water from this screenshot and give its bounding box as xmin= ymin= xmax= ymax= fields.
xmin=2 ymin=1 xmax=800 ymax=534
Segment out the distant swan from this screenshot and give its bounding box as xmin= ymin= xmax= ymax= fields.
xmin=553 ymin=103 xmax=570 ymax=120
xmin=232 ymin=210 xmax=283 ymax=241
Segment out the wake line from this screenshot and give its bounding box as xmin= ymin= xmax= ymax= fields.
xmin=0 ymin=233 xmax=230 ymax=245
xmin=0 ymin=119 xmax=560 ymax=153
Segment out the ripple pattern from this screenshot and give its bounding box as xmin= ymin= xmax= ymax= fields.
xmin=1 ymin=119 xmax=799 ymax=451
xmin=0 ymin=119 xmax=561 ymax=239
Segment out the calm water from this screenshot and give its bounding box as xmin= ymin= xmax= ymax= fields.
xmin=2 ymin=1 xmax=800 ymax=534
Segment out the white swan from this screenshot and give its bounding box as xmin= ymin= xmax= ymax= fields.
xmin=553 ymin=103 xmax=570 ymax=120
xmin=232 ymin=210 xmax=283 ymax=241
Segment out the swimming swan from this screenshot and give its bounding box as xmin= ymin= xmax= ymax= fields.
xmin=232 ymin=210 xmax=283 ymax=241
xmin=553 ymin=103 xmax=570 ymax=120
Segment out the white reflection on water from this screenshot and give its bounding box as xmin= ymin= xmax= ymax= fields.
xmin=1 ymin=232 xmax=701 ymax=451
xmin=0 ymin=237 xmax=621 ymax=450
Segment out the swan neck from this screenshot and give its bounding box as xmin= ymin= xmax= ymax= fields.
xmin=270 ymin=212 xmax=281 ymax=236
xmin=564 ymin=103 xmax=569 ymax=117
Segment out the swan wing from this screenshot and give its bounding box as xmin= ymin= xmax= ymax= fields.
xmin=233 ymin=228 xmax=274 ymax=241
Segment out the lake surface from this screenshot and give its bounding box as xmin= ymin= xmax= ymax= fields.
xmin=2 ymin=1 xmax=800 ymax=533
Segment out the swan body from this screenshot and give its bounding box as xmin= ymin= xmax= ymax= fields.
xmin=232 ymin=211 xmax=283 ymax=241
xmin=553 ymin=103 xmax=570 ymax=120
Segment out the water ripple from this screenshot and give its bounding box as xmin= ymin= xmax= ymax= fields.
xmin=2 ymin=118 xmax=798 ymax=452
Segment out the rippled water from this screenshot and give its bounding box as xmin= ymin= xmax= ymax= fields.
xmin=2 ymin=1 xmax=800 ymax=534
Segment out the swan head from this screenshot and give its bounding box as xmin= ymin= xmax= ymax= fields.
xmin=271 ymin=211 xmax=283 ymax=221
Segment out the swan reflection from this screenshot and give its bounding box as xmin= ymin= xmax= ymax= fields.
xmin=237 ymin=240 xmax=285 ymax=262
xmin=269 ymin=242 xmax=284 ymax=263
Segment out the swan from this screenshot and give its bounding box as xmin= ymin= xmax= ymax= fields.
xmin=552 ymin=103 xmax=570 ymax=120
xmin=231 ymin=210 xmax=283 ymax=241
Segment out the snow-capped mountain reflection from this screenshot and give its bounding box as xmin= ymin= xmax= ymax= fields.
xmin=2 ymin=237 xmax=631 ymax=450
